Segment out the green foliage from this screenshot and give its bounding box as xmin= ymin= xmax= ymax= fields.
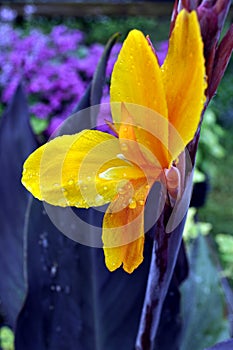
xmin=216 ymin=234 xmax=233 ymax=281
xmin=21 ymin=15 xmax=170 ymax=45
xmin=196 ymin=108 xmax=226 ymax=179
xmin=0 ymin=327 xmax=14 ymax=350
xmin=183 ymin=208 xmax=212 ymax=242
xmin=30 ymin=115 xmax=49 ymax=135
xmin=180 ymin=235 xmax=229 ymax=350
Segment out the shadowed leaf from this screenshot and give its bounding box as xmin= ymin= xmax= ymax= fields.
xmin=15 ymin=198 xmax=152 ymax=350
xmin=180 ymin=235 xmax=229 ymax=350
xmin=0 ymin=85 xmax=37 ymax=327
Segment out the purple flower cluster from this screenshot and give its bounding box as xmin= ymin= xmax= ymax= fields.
xmin=0 ymin=17 xmax=121 ymax=134
xmin=0 ymin=8 xmax=168 ymax=135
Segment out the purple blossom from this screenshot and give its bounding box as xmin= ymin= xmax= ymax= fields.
xmin=24 ymin=5 xmax=37 ymax=17
xmin=0 ymin=20 xmax=169 ymax=136
xmin=30 ymin=103 xmax=52 ymax=119
xmin=51 ymin=25 xmax=84 ymax=54
xmin=0 ymin=7 xmax=17 ymax=22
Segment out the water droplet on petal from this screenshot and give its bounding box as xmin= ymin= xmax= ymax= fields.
xmin=138 ymin=200 xmax=145 ymax=206
xmin=117 ymin=185 xmax=127 ymax=195
xmin=103 ymin=186 xmax=108 ymax=191
xmin=87 ymin=176 xmax=92 ymax=182
xmin=95 ymin=194 xmax=104 ymax=205
xmin=68 ymin=179 xmax=73 ymax=186
xmin=129 ymin=198 xmax=137 ymax=209
xmin=121 ymin=143 xmax=128 ymax=152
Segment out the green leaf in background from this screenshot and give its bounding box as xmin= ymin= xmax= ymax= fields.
xmin=180 ymin=235 xmax=229 ymax=350
xmin=216 ymin=234 xmax=233 ymax=280
xmin=0 ymin=85 xmax=37 ymax=328
xmin=30 ymin=116 xmax=49 ymax=135
xmin=0 ymin=326 xmax=14 ymax=350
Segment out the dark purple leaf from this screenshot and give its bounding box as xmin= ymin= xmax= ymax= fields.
xmin=15 ymin=199 xmax=152 ymax=350
xmin=136 ymin=211 xmax=188 ymax=350
xmin=135 ymin=149 xmax=194 ymax=348
xmin=91 ymin=32 xmax=120 ymax=107
xmin=205 ymin=339 xmax=233 ymax=350
xmin=208 ymin=25 xmax=233 ymax=100
xmin=197 ymin=0 xmax=232 ymax=98
xmin=153 ymin=241 xmax=189 ymax=350
xmin=0 ymin=85 xmax=37 ymax=327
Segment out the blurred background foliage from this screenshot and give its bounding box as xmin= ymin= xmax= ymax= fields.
xmin=0 ymin=3 xmax=233 ymax=350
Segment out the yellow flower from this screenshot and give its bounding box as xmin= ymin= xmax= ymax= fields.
xmin=22 ymin=10 xmax=206 ymax=274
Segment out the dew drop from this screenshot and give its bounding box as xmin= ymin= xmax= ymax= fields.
xmin=50 ymin=264 xmax=58 ymax=277
xmin=95 ymin=194 xmax=104 ymax=205
xmin=103 ymin=186 xmax=108 ymax=191
xmin=61 ymin=187 xmax=67 ymax=194
xmin=129 ymin=198 xmax=137 ymax=209
xmin=68 ymin=179 xmax=73 ymax=186
xmin=56 ymin=285 xmax=61 ymax=292
xmin=138 ymin=200 xmax=145 ymax=206
xmin=121 ymin=143 xmax=128 ymax=152
xmin=117 ymin=185 xmax=127 ymax=195
xmin=87 ymin=176 xmax=92 ymax=182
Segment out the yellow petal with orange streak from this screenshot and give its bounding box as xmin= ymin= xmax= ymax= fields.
xmin=110 ymin=29 xmax=168 ymax=123
xmin=161 ymin=9 xmax=207 ymax=160
xmin=102 ymin=179 xmax=150 ymax=273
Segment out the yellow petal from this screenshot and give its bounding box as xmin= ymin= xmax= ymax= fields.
xmin=102 ymin=179 xmax=150 ymax=273
xmin=110 ymin=29 xmax=168 ymax=123
xmin=162 ymin=10 xmax=207 ymax=159
xmin=22 ymin=130 xmax=138 ymax=208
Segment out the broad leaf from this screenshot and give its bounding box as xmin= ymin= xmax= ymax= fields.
xmin=15 ymin=198 xmax=152 ymax=350
xmin=0 ymin=85 xmax=37 ymax=327
xmin=180 ymin=235 xmax=229 ymax=350
xmin=153 ymin=240 xmax=189 ymax=350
